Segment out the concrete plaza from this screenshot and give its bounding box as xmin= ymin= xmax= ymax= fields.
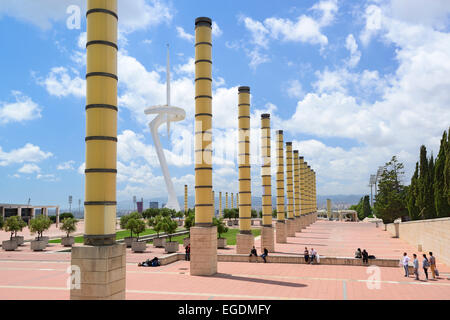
xmin=0 ymin=220 xmax=449 ymax=300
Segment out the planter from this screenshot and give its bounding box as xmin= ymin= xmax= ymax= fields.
xmin=35 ymin=236 xmax=49 ymax=245
xmin=233 ymin=220 xmax=239 ymax=226
xmin=164 ymin=241 xmax=179 ymax=253
xmin=153 ymin=237 xmax=165 ymax=248
xmin=61 ymin=236 xmax=75 ymax=247
xmin=217 ymin=238 xmax=227 ymax=249
xmin=2 ymin=240 xmax=18 ymax=251
xmin=227 ymin=221 xmax=233 ymax=226
xmin=124 ymin=237 xmax=137 ymax=248
xmin=31 ymin=240 xmax=46 ymax=251
xmin=183 ymin=237 xmax=190 ymax=247
xmin=131 ymin=241 xmax=147 ymax=253
xmin=12 ymin=236 xmax=24 ymax=246
xmin=251 ymin=220 xmax=254 ymax=226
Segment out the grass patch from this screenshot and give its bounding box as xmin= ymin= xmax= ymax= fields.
xmin=146 ymin=228 xmax=261 ymax=246
xmin=49 ymin=227 xmax=185 ymax=244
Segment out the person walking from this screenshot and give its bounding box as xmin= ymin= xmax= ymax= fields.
xmin=362 ymin=249 xmax=369 ymax=264
xmin=402 ymin=252 xmax=410 ymax=277
xmin=185 ymin=243 xmax=190 ymax=261
xmin=304 ymin=247 xmax=309 ymax=263
xmin=413 ymin=254 xmax=419 ymax=280
xmin=422 ymin=254 xmax=430 ymax=280
xmin=429 ymin=252 xmax=437 ymax=279
xmin=261 ymin=247 xmax=269 ymax=263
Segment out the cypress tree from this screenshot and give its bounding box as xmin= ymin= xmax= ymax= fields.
xmin=445 ymin=127 xmax=450 ymax=209
xmin=407 ymin=162 xmax=420 ymax=220
xmin=362 ymin=195 xmax=372 ymax=218
xmin=417 ymin=145 xmax=428 ymax=218
xmin=434 ymin=129 xmax=450 ymax=217
xmin=428 ymin=154 xmax=436 ymax=218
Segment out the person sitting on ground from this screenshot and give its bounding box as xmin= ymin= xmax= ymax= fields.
xmin=304 ymin=247 xmax=309 ymax=263
xmin=138 ymin=257 xmax=160 ymax=267
xmin=261 ymin=247 xmax=269 ymax=263
xmin=355 ymin=248 xmax=362 ymax=259
xmin=362 ymin=249 xmax=369 ymax=264
xmin=310 ymin=248 xmax=316 ymax=264
xmin=249 ymin=246 xmax=258 ymax=257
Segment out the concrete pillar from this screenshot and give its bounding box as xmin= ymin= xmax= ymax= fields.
xmin=17 ymin=207 xmax=22 ymax=218
xmin=236 ymin=193 xmax=239 ymax=208
xmin=219 ymin=191 xmax=222 ymax=217
xmin=236 ymin=86 xmax=253 ymax=254
xmin=285 ymin=142 xmax=295 ymax=237
xmin=327 ymin=199 xmax=331 ymax=219
xmin=70 ymin=0 xmax=125 ymax=300
xmin=31 ymin=208 xmax=35 ymax=218
xmin=212 ymin=190 xmax=215 ymax=217
xmin=260 ymin=114 xmax=274 ymax=252
xmin=308 ymin=166 xmax=312 ymax=224
xmin=191 ymin=16 xmax=217 ymax=276
xmin=299 ymin=157 xmax=306 ymax=229
xmin=1 ymin=206 xmax=5 ymax=220
xmin=56 ymin=206 xmax=60 ymax=227
xmin=293 ymin=151 xmax=301 ymax=232
xmin=226 ymin=192 xmax=228 ymax=209
xmin=231 ymin=193 xmax=234 ymax=209
xmin=184 ymin=185 xmax=188 ymax=213
xmin=276 ymin=130 xmax=287 ymax=243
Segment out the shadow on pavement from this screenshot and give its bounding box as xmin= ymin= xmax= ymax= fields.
xmin=213 ymin=273 xmax=308 ymax=288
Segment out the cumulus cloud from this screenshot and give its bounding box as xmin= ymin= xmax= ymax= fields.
xmin=57 ymin=160 xmax=75 ymax=171
xmin=345 ymin=34 xmax=361 ymax=68
xmin=37 ymin=67 xmax=85 ymax=98
xmin=0 ymin=91 xmax=42 ymax=124
xmin=176 ymin=26 xmax=194 ymax=42
xmin=0 ymin=143 xmax=52 ymax=166
xmin=18 ymin=163 xmax=41 ymax=174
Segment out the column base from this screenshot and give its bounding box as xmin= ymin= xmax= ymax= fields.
xmin=260 ymin=226 xmax=275 ymax=253
xmin=294 ymin=217 xmax=302 ymax=232
xmin=190 ymin=226 xmax=217 ymax=276
xmin=70 ymin=243 xmax=126 ymax=300
xmin=286 ymin=219 xmax=296 ymax=237
xmin=276 ymin=221 xmax=287 ymax=243
xmin=236 ymin=232 xmax=254 ymax=254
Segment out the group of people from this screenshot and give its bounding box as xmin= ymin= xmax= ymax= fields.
xmin=402 ymin=251 xmax=438 ymax=281
xmin=304 ymin=247 xmax=319 ymax=264
xmin=249 ymin=246 xmax=269 ymax=263
xmin=355 ymin=248 xmax=375 ymax=263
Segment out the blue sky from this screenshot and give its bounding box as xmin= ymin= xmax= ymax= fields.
xmin=0 ymin=0 xmax=449 ymax=208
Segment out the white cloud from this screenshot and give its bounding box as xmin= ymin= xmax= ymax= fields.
xmin=212 ymin=21 xmax=223 ymax=37
xmin=57 ymin=160 xmax=75 ymax=171
xmin=18 ymin=163 xmax=41 ymax=174
xmin=38 ymin=67 xmax=85 ymax=98
xmin=77 ymin=162 xmax=85 ymax=175
xmin=36 ymin=173 xmax=59 ymax=182
xmin=176 ymin=26 xmax=194 ymax=42
xmin=0 ymin=143 xmax=52 ymax=166
xmin=0 ymin=91 xmax=42 ymax=124
xmin=345 ymin=34 xmax=361 ymax=68
xmin=286 ymin=80 xmax=304 ymax=99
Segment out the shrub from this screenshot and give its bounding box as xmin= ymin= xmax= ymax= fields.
xmin=142 ymin=208 xmax=159 ymax=219
xmin=184 ymin=212 xmax=195 ymax=237
xmin=59 ymin=212 xmax=74 ymax=220
xmin=213 ymin=217 xmax=228 ymax=239
xmin=161 ymin=216 xmax=178 ymax=242
xmin=30 ymin=215 xmax=52 ymax=240
xmin=251 ymin=209 xmax=258 ymax=218
xmin=60 ymin=217 xmax=78 ymax=238
xmin=0 ymin=216 xmax=4 ymax=229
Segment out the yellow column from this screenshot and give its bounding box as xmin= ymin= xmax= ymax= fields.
xmin=236 ymin=86 xmax=253 ymax=253
xmin=184 ymin=185 xmax=188 ymax=213
xmin=237 ymin=193 xmax=239 ymax=208
xmin=299 ymin=157 xmax=306 ymax=229
xmin=219 ymin=191 xmax=222 ymax=217
xmin=84 ymin=0 xmax=118 ymax=245
xmin=293 ymin=150 xmax=301 ymax=232
xmin=191 ymin=17 xmax=217 ymax=276
xmin=212 ymin=190 xmax=215 ymax=217
xmin=226 ymin=192 xmax=229 ymax=209
xmin=307 ymin=165 xmax=311 ymax=225
xmin=276 ymin=130 xmax=287 ymax=243
xmin=231 ymin=193 xmax=234 ymax=209
xmin=327 ymin=199 xmax=331 ymax=219
xmin=261 ymin=114 xmax=274 ymax=252
xmin=285 ymin=142 xmax=295 ymax=237
xmin=72 ymin=0 xmax=126 ymax=300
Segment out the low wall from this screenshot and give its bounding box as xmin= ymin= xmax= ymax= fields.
xmin=386 ymin=217 xmax=450 ymax=266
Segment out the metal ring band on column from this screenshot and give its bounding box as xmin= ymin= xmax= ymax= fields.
xmin=86 ymin=8 xmax=118 ymax=19
xmin=195 ymin=59 xmax=212 ymax=64
xmin=86 ymin=72 xmax=118 ymax=80
xmin=195 ymin=130 xmax=212 ymax=135
xmin=85 ymin=136 xmax=118 ymax=142
xmin=86 ymin=104 xmax=118 ymax=111
xmin=84 ymin=201 xmax=117 ymax=206
xmin=238 ymin=104 xmax=250 ymax=106
xmin=86 ymin=40 xmax=118 ymax=50
xmin=195 ymin=77 xmax=212 ymax=82
xmin=195 ymin=113 xmax=213 ymax=117
xmin=195 ymin=167 xmax=212 ymax=171
xmin=195 ymin=42 xmax=212 ymax=47
xmin=195 ymin=204 xmax=213 ymax=207
xmin=195 ymin=186 xmax=213 ymax=189
xmin=194 ymin=149 xmax=213 ymax=152
xmin=238 ymin=116 xmax=250 ymax=119
xmin=85 ymin=169 xmax=117 ymax=173
xmin=195 ymin=95 xmax=213 ymax=100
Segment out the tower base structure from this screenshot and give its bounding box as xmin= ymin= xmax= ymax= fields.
xmin=261 ymin=226 xmax=275 ymax=253
xmin=276 ymin=221 xmax=287 ymax=243
xmin=190 ymin=226 xmax=217 ymax=276
xmin=70 ymin=243 xmax=126 ymax=300
xmin=295 ymin=217 xmax=302 ymax=232
xmin=236 ymin=232 xmax=254 ymax=254
xmin=286 ymin=218 xmax=296 ymax=237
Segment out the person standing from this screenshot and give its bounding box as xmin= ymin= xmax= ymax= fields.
xmin=185 ymin=244 xmax=190 ymax=261
xmin=304 ymin=247 xmax=309 ymax=263
xmin=402 ymin=252 xmax=410 ymax=277
xmin=429 ymin=252 xmax=437 ymax=279
xmin=310 ymin=248 xmax=316 ymax=264
xmin=413 ymin=254 xmax=419 ymax=280
xmin=422 ymin=254 xmax=430 ymax=280
xmin=362 ymin=249 xmax=369 ymax=264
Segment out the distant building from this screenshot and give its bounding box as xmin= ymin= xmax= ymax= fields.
xmin=0 ymin=203 xmax=60 ymax=224
xmin=149 ymin=202 xmax=159 ymax=209
xmin=136 ymin=201 xmax=143 ymax=213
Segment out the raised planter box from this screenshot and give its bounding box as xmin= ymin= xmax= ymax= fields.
xmin=183 ymin=237 xmax=190 ymax=247
xmin=31 ymin=240 xmax=46 ymax=251
xmin=2 ymin=240 xmax=18 ymax=251
xmin=132 ymin=241 xmax=147 ymax=253
xmin=165 ymin=241 xmax=179 ymax=253
xmin=217 ymin=238 xmax=227 ymax=249
xmin=233 ymin=220 xmax=239 ymax=226
xmin=227 ymin=221 xmax=233 ymax=226
xmin=124 ymin=237 xmax=137 ymax=248
xmin=35 ymin=236 xmax=49 ymax=245
xmin=61 ymin=236 xmax=75 ymax=247
xmin=12 ymin=236 xmax=24 ymax=246
xmin=153 ymin=237 xmax=165 ymax=248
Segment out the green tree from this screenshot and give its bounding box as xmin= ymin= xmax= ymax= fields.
xmin=184 ymin=212 xmax=195 ymax=237
xmin=142 ymin=208 xmax=159 ymax=219
xmin=213 ymin=217 xmax=228 ymax=239
xmin=434 ymin=129 xmax=450 ymax=217
xmin=417 ymin=146 xmax=436 ymax=219
xmin=251 ymin=209 xmax=258 ymax=218
xmin=60 ymin=217 xmax=78 ymax=238
xmin=272 ymin=208 xmax=277 ymax=218
xmin=407 ymin=162 xmax=421 ymax=220
xmin=445 ymin=127 xmax=450 ymax=207
xmin=161 ymin=216 xmax=178 ymax=242
xmin=29 ymin=215 xmax=52 ymax=240
xmin=148 ymin=214 xmax=164 ymax=238
xmin=126 ymin=218 xmax=146 ymax=240
xmin=120 ymin=212 xmax=142 ymax=230
xmin=4 ymin=216 xmax=22 ymax=240
xmin=0 ymin=216 xmax=4 ymax=230
xmin=362 ymin=195 xmax=372 ymax=219
xmin=350 ymin=197 xmax=364 ymax=219
xmin=374 ymin=156 xmax=408 ymax=224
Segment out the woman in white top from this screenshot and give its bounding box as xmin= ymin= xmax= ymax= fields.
xmin=402 ymin=252 xmax=410 ymax=277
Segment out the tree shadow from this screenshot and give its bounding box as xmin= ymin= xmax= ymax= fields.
xmin=286 ymin=242 xmax=328 ymax=247
xmin=213 ymin=272 xmax=307 ymax=288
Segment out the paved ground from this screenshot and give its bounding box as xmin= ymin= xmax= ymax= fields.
xmin=0 ymin=219 xmax=448 ymax=300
